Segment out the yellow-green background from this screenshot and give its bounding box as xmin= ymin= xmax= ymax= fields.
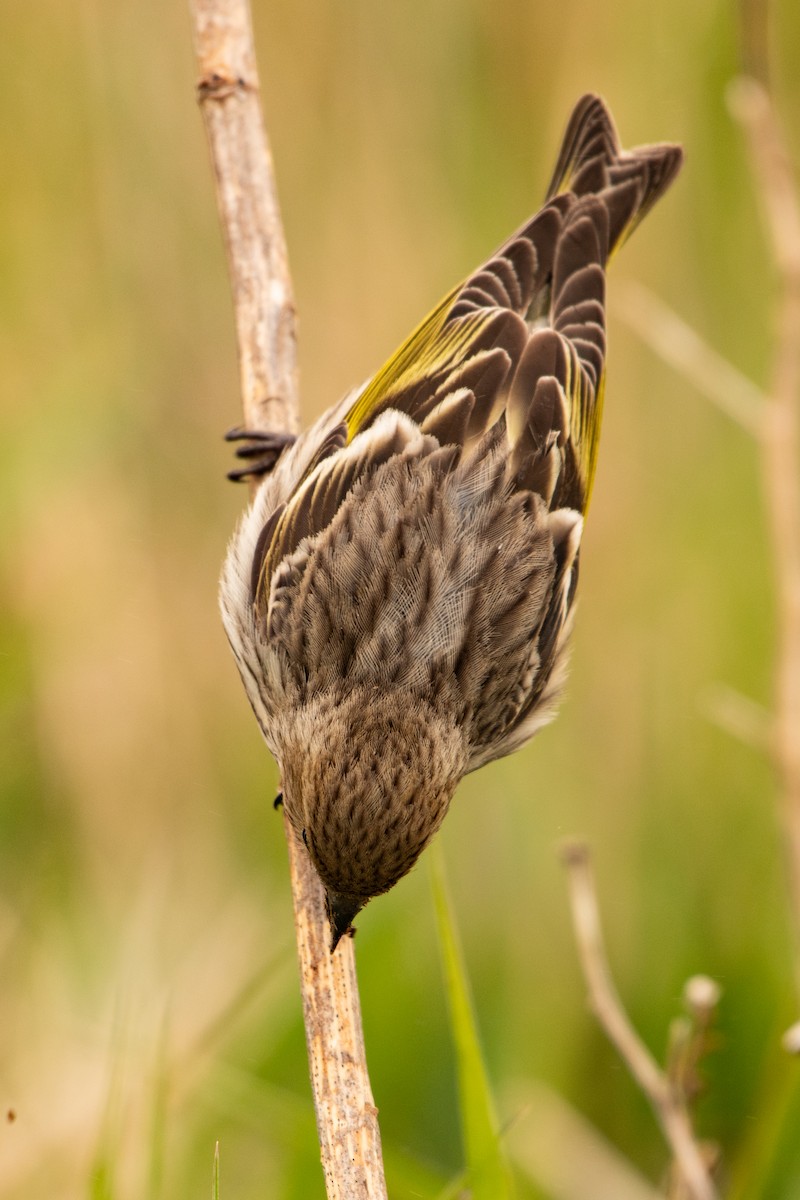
xmin=2 ymin=0 xmax=799 ymax=1196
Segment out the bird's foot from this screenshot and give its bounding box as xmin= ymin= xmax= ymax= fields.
xmin=225 ymin=427 xmax=297 ymax=482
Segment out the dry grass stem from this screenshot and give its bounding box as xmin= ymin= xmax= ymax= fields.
xmin=618 ymin=75 xmax=800 ymax=1007
xmin=286 ymin=827 xmax=386 ymax=1199
xmin=727 ymin=76 xmax=800 ymax=995
xmin=192 ymin=0 xmax=299 ymax=435
xmin=190 ymin=1 xmax=387 ymax=1193
xmin=561 ymin=842 xmax=718 ymax=1200
xmin=615 ymin=282 xmax=766 ymax=435
xmin=698 ymin=683 xmax=773 ymax=753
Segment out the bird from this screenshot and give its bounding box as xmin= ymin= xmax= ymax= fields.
xmin=220 ymin=94 xmax=682 ymax=951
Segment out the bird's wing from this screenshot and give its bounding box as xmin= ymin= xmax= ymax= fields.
xmin=341 ymin=94 xmax=681 ymax=504
xmin=251 ymin=94 xmax=682 ymax=661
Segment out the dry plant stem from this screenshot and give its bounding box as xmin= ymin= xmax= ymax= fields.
xmin=286 ymin=821 xmax=387 ymax=1199
xmin=729 ymin=77 xmax=800 ymax=991
xmin=562 ymin=842 xmax=717 ymax=1200
xmin=192 ymin=0 xmax=299 ymax=435
xmin=191 ymin=1 xmax=387 ymax=1194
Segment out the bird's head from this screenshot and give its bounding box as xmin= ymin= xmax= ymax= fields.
xmin=280 ymin=689 xmax=466 ymax=950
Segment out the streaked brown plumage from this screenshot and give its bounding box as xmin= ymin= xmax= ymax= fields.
xmin=220 ymin=95 xmax=682 ymax=949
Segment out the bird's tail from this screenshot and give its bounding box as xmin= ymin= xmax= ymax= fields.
xmin=340 ymin=95 xmax=682 ymax=514
xmin=545 ymin=93 xmax=683 ymax=255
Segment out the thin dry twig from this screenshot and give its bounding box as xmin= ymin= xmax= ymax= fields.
xmin=615 ymin=282 xmax=766 ymax=436
xmin=561 ymin=842 xmax=718 ymax=1200
xmin=727 ymin=76 xmax=800 ymax=995
xmin=191 ymin=2 xmax=387 ymax=1195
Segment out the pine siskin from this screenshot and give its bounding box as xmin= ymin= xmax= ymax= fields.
xmin=220 ymin=95 xmax=682 ymax=950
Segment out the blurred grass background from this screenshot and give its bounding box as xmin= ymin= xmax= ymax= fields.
xmin=2 ymin=0 xmax=799 ymax=1195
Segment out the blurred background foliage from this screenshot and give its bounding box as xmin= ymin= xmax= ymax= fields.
xmin=2 ymin=0 xmax=799 ymax=1196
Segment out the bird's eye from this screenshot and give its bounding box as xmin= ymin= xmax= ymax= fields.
xmin=302 ymin=828 xmax=309 ymax=847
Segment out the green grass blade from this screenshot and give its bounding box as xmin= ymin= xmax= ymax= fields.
xmin=88 ymin=1000 xmax=126 ymax=1200
xmin=88 ymin=1163 xmax=115 ymax=1200
xmin=146 ymin=1009 xmax=170 ymax=1200
xmin=431 ymin=848 xmax=514 ymax=1200
xmin=212 ymin=1140 xmax=220 ymax=1200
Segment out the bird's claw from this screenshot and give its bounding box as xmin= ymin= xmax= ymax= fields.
xmin=225 ymin=427 xmax=297 ymax=482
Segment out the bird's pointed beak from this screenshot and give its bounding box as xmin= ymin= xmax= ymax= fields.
xmin=326 ymin=890 xmax=364 ymax=953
